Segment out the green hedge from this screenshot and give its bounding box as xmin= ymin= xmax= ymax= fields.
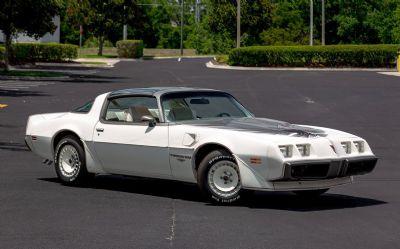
xmin=116 ymin=40 xmax=144 ymax=58
xmin=228 ymin=45 xmax=400 ymax=67
xmin=12 ymin=43 xmax=78 ymax=62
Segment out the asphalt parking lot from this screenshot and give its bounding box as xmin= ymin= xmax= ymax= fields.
xmin=1 ymin=58 xmax=399 ymax=249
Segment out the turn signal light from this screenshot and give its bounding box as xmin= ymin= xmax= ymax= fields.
xmin=354 ymin=141 xmax=365 ymax=153
xmin=341 ymin=141 xmax=351 ymax=154
xmin=296 ymin=144 xmax=311 ymax=156
xmin=279 ymin=145 xmax=293 ymax=158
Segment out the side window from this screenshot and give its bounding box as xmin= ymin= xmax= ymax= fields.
xmin=73 ymin=100 xmax=94 ymax=113
xmin=104 ymin=96 xmax=160 ymax=123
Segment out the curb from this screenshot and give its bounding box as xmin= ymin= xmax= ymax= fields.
xmin=12 ymin=67 xmax=98 ymax=75
xmin=73 ymin=58 xmax=121 ymax=67
xmin=35 ymin=62 xmax=109 ymax=68
xmin=38 ymin=61 xmax=117 ymax=68
xmin=377 ymin=72 xmax=400 ymax=77
xmin=205 ymin=61 xmax=396 ymax=72
xmin=145 ymin=56 xmax=215 ymax=60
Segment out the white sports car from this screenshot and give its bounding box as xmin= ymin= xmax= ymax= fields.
xmin=25 ymin=87 xmax=377 ymax=203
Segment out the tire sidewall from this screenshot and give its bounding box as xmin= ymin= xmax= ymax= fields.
xmin=198 ymin=151 xmax=242 ymax=204
xmin=54 ymin=136 xmax=86 ymax=184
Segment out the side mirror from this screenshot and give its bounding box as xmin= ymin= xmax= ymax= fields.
xmin=141 ymin=115 xmax=156 ymax=127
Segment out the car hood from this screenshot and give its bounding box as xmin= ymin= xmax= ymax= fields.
xmin=178 ymin=117 xmax=327 ymax=138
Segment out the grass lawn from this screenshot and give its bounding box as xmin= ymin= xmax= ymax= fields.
xmin=215 ymin=55 xmax=228 ymax=64
xmin=0 ymin=70 xmax=65 ymax=77
xmin=78 ymin=47 xmax=118 ymax=58
xmin=78 ymin=47 xmax=198 ymax=58
xmin=144 ymin=48 xmax=197 ymax=57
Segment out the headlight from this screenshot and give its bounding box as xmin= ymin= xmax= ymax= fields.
xmin=354 ymin=141 xmax=365 ymax=153
xmin=279 ymin=145 xmax=293 ymax=158
xmin=341 ymin=141 xmax=351 ymax=154
xmin=296 ymin=144 xmax=311 ymax=156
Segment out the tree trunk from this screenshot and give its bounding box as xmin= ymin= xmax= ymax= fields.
xmin=98 ymin=36 xmax=104 ymax=56
xmin=3 ymin=33 xmax=12 ymax=71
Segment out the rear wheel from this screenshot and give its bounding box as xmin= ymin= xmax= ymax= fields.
xmin=197 ymin=150 xmax=243 ymax=204
xmin=293 ymin=188 xmax=329 ymax=197
xmin=54 ymin=136 xmax=92 ymax=185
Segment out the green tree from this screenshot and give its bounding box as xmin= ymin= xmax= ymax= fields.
xmin=131 ymin=0 xmax=176 ymax=48
xmin=241 ymin=0 xmax=273 ymax=45
xmin=0 ymin=0 xmax=61 ymax=70
xmin=127 ymin=0 xmax=194 ymax=49
xmin=60 ymin=0 xmax=90 ymax=44
xmin=364 ymin=0 xmax=400 ymax=44
xmin=261 ymin=0 xmax=308 ymax=45
xmin=86 ymin=0 xmax=138 ymax=55
xmin=331 ymin=0 xmax=380 ymax=44
xmin=203 ymin=0 xmax=273 ymax=49
xmin=392 ymin=6 xmax=400 ymax=43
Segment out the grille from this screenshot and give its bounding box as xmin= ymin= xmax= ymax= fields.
xmin=345 ymin=159 xmax=377 ymax=176
xmin=290 ymin=163 xmax=330 ymax=179
xmin=281 ymin=157 xmax=377 ymax=181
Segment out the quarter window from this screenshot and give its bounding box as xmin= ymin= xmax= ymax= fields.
xmin=73 ymin=100 xmax=94 ymax=113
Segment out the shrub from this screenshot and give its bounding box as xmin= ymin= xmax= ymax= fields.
xmin=0 ymin=46 xmax=4 ymax=61
xmin=228 ymin=45 xmax=400 ymax=67
xmin=12 ymin=43 xmax=78 ymax=63
xmin=116 ymin=40 xmax=144 ymax=58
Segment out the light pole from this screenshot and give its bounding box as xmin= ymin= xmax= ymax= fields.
xmin=180 ymin=0 xmax=184 ymax=56
xmin=321 ymin=0 xmax=325 ymax=45
xmin=79 ymin=25 xmax=83 ymax=48
xmin=236 ymin=0 xmax=241 ymax=48
xmin=79 ymin=0 xmax=83 ymax=48
xmin=123 ymin=5 xmax=127 ymax=40
xmin=310 ymin=0 xmax=313 ymax=46
xmin=195 ymin=0 xmax=200 ymax=23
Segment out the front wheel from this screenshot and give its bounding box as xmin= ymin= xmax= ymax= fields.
xmin=54 ymin=136 xmax=92 ymax=185
xmin=197 ymin=150 xmax=243 ymax=204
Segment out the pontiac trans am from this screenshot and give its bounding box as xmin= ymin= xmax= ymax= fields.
xmin=25 ymin=87 xmax=378 ymax=203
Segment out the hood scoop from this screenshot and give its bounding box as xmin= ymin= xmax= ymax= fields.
xmin=184 ymin=117 xmax=326 ymax=137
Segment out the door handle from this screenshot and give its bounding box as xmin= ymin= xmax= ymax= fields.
xmin=96 ymin=128 xmax=104 ymax=132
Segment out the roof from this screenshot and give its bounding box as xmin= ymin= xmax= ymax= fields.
xmin=108 ymin=87 xmax=221 ymax=98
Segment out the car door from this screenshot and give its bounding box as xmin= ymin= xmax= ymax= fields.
xmin=92 ymin=95 xmax=171 ymax=178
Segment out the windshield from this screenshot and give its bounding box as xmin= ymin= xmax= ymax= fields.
xmin=161 ymin=91 xmax=253 ymax=122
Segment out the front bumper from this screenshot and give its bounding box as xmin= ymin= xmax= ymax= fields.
xmin=272 ymin=176 xmax=353 ymax=191
xmin=281 ymin=156 xmax=378 ymax=181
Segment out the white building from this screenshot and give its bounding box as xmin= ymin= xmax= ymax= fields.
xmin=0 ymin=16 xmax=60 ymax=43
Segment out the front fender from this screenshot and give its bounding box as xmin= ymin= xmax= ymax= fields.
xmin=191 ymin=134 xmax=275 ymax=189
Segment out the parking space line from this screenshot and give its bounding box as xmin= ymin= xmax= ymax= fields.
xmin=0 ymin=83 xmax=41 ymax=87
xmin=0 ymin=84 xmax=41 ymax=87
xmin=0 ymin=81 xmax=54 ymax=91
xmin=0 ymin=81 xmax=53 ymax=85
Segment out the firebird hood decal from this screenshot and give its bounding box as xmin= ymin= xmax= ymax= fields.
xmin=178 ymin=117 xmax=327 ymax=137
